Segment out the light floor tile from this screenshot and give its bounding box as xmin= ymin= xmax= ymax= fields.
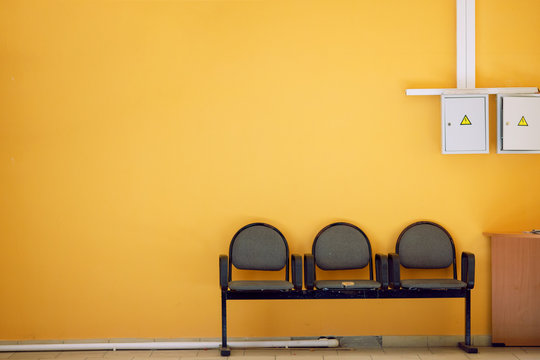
xmin=290 ymin=350 xmax=338 ymax=356
xmin=515 ymin=354 xmax=540 ymax=360
xmin=521 ymin=348 xmax=540 ymax=354
xmin=10 ymin=358 xmax=63 ymax=360
xmin=465 ymin=355 xmax=519 ymax=360
xmin=104 ymin=351 xmax=153 ymax=358
xmin=419 ymin=355 xmax=469 ymax=360
xmin=276 ymin=356 xmax=324 ymax=360
xmin=54 ymin=358 xmax=105 ymax=360
xmin=56 ymin=351 xmax=107 ymax=358
xmin=3 ymin=345 xmax=538 ymax=360
xmin=243 ymin=349 xmax=292 ymax=356
xmin=371 ymin=355 xmax=421 ymax=360
xmin=196 ymin=350 xmax=220 ymax=357
xmin=420 ymin=349 xmax=470 ymax=360
xmin=337 ymin=349 xmax=384 ymax=356
xmin=383 ymin=348 xmax=430 ymax=355
xmin=428 ymin=348 xmax=467 ymax=354
xmin=195 ymin=350 xmax=243 ymax=357
xmin=465 ymin=350 xmax=520 ymax=359
xmin=323 ymin=355 xmax=371 ymax=360
xmin=151 ymin=351 xmax=199 ymax=358
xmin=4 ymin=357 xmax=57 ymax=360
xmin=9 ymin=352 xmax=60 ymax=359
xmin=470 ymin=347 xmax=525 ymax=355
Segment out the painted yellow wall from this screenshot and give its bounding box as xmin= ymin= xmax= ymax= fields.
xmin=1 ymin=0 xmax=539 ymax=340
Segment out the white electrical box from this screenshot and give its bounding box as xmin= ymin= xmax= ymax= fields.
xmin=497 ymin=94 xmax=540 ymax=153
xmin=441 ymin=95 xmax=489 ymax=154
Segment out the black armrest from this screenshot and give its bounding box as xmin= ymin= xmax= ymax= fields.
xmin=375 ymin=254 xmax=389 ymax=289
xmin=461 ymin=251 xmax=475 ymax=289
xmin=291 ymin=254 xmax=303 ymax=290
xmin=304 ymin=254 xmax=315 ymax=290
xmin=219 ymin=255 xmax=228 ymax=290
xmin=388 ymin=253 xmax=401 ymax=289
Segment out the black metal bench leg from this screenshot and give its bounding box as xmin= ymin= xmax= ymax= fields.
xmin=458 ymin=289 xmax=478 ymax=353
xmin=220 ymin=291 xmax=231 ymax=356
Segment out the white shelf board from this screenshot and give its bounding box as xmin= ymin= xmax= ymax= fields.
xmin=406 ymin=87 xmax=538 ymax=96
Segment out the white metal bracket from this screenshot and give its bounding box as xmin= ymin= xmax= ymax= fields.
xmin=406 ymin=0 xmax=538 ymax=96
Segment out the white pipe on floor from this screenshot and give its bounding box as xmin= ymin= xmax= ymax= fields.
xmin=0 ymin=338 xmax=339 ymax=352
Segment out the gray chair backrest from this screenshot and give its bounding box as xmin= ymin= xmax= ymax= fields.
xmin=396 ymin=221 xmax=455 ymax=269
xmin=313 ymin=222 xmax=372 ymax=270
xmin=230 ymin=223 xmax=289 ymax=272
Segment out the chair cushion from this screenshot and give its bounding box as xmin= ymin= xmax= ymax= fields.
xmin=401 ymin=278 xmax=466 ymax=289
xmin=228 ymin=280 xmax=294 ymax=291
xmin=231 ymin=225 xmax=287 ymax=270
xmin=398 ymin=223 xmax=454 ymax=269
xmin=315 ymin=280 xmax=381 ymax=290
xmin=314 ymin=224 xmax=370 ymax=270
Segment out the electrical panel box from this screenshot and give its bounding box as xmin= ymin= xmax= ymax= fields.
xmin=441 ymin=95 xmax=489 ymax=154
xmin=497 ymin=94 xmax=540 ymax=153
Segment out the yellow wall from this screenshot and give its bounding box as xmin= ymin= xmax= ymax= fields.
xmin=1 ymin=0 xmax=539 ymax=340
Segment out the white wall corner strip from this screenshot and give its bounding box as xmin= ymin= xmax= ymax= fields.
xmin=456 ymin=0 xmax=475 ymax=89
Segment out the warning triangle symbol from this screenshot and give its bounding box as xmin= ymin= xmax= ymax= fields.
xmin=460 ymin=115 xmax=472 ymax=125
xmin=518 ymin=116 xmax=528 ymax=126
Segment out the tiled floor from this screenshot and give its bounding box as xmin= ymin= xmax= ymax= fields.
xmin=0 ymin=347 xmax=539 ymax=360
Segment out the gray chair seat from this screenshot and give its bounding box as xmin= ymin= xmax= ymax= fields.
xmin=315 ymin=279 xmax=381 ymax=290
xmin=401 ymin=278 xmax=466 ymax=289
xmin=229 ymin=280 xmax=294 ymax=291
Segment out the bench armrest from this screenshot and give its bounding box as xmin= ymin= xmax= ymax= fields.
xmin=388 ymin=253 xmax=401 ymax=289
xmin=219 ymin=255 xmax=228 ymax=290
xmin=375 ymin=254 xmax=389 ymax=289
xmin=461 ymin=251 xmax=475 ymax=289
xmin=291 ymin=254 xmax=303 ymax=290
xmin=304 ymin=254 xmax=315 ymax=290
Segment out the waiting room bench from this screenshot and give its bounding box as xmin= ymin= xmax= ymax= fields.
xmin=218 ymin=221 xmax=476 ymax=356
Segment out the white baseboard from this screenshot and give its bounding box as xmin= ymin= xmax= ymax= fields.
xmin=0 ymin=335 xmax=492 ymax=348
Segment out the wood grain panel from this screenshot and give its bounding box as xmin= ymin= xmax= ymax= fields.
xmin=489 ymin=233 xmax=540 ymax=346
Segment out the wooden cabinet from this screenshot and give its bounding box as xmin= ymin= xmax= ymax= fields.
xmin=485 ymin=232 xmax=540 ymax=346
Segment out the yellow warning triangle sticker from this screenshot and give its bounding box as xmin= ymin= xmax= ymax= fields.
xmin=460 ymin=115 xmax=472 ymax=125
xmin=518 ymin=116 xmax=528 ymax=126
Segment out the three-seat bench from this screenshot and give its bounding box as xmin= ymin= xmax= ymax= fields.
xmin=218 ymin=221 xmax=476 ymax=356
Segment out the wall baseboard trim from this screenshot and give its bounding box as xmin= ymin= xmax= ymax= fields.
xmin=0 ymin=336 xmax=492 ymax=348
xmin=382 ymin=335 xmax=492 ymax=347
